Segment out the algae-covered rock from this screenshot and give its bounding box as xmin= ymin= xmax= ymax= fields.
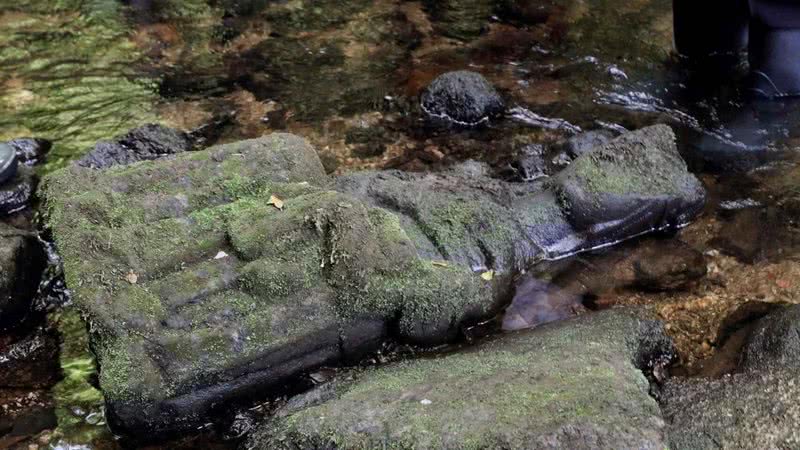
xmin=247 ymin=308 xmax=674 ymax=450
xmin=662 ymin=305 xmax=800 ymax=449
xmin=552 ymin=124 xmax=705 ymax=247
xmin=41 ymin=133 xmax=494 ymax=437
xmin=338 ymin=125 xmax=706 ymax=269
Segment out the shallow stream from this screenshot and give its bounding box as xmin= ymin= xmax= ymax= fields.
xmin=2 ymin=0 xmax=800 ymax=448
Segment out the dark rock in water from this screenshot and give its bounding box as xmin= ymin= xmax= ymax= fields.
xmin=423 ymin=0 xmax=494 ymax=41
xmin=507 ymin=143 xmax=548 ymax=181
xmin=0 ymin=138 xmax=49 ymax=217
xmin=0 ymin=406 xmax=57 ymax=449
xmin=710 ymin=208 xmax=769 ymax=263
xmin=41 ymin=125 xmax=705 ymax=438
xmin=247 ymin=309 xmax=675 ymax=450
xmin=0 ymin=325 xmax=61 ymax=388
xmin=662 ymin=305 xmax=800 ymax=449
xmin=559 ymin=129 xmax=616 ymax=160
xmin=345 ymin=126 xmax=388 ymax=158
xmin=741 ymin=304 xmax=800 ymax=370
xmin=76 ymin=123 xmax=193 ymax=169
xmin=497 ymin=0 xmax=559 ymax=25
xmin=0 ymin=144 xmax=19 ymax=186
xmin=631 ymin=240 xmax=707 ymax=291
xmin=0 ymin=166 xmax=36 ymax=216
xmin=5 ymin=138 xmax=51 ymax=166
xmin=501 ymin=275 xmax=583 ymax=331
xmin=420 ymin=70 xmax=505 ymax=127
xmin=0 ymin=224 xmax=47 ymax=328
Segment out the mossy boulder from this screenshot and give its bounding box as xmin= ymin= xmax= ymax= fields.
xmin=246 ymin=308 xmax=674 ymax=450
xmin=662 ymin=305 xmax=800 ymax=449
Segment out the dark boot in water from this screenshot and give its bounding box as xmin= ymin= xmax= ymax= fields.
xmin=749 ymin=0 xmax=800 ymax=97
xmin=673 ymin=0 xmax=750 ymax=63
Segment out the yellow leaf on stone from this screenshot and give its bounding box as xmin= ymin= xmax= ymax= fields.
xmin=481 ymin=270 xmax=495 ymax=281
xmin=268 ymin=195 xmax=284 ymax=210
xmin=431 ymin=261 xmax=449 ymax=268
xmin=125 ymin=271 xmax=138 ymax=284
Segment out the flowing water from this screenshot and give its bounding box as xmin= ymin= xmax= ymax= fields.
xmin=2 ymin=0 xmax=800 ymax=448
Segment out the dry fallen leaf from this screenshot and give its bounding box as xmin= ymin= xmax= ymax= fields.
xmin=125 ymin=271 xmax=138 ymax=284
xmin=431 ymin=261 xmax=449 ymax=268
xmin=481 ymin=270 xmax=495 ymax=281
xmin=268 ymin=195 xmax=284 ymax=210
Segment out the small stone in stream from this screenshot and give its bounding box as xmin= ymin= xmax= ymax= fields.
xmin=509 ymin=143 xmax=547 ymax=181
xmin=497 ymin=0 xmax=558 ymax=25
xmin=76 ymin=123 xmax=193 ymax=169
xmin=0 ymin=167 xmax=34 ymax=216
xmin=5 ymin=138 xmax=51 ymax=166
xmin=558 ymin=129 xmax=617 ymax=159
xmin=0 ymin=326 xmax=61 ymax=388
xmin=420 ymin=71 xmax=505 ymax=127
xmin=710 ymin=208 xmax=772 ymax=263
xmin=0 ymin=224 xmax=47 ymax=328
xmin=345 ymin=126 xmax=388 ymax=159
xmin=502 ymin=275 xmax=583 ymax=331
xmin=631 ymin=241 xmax=707 ymax=291
xmin=0 ymin=144 xmax=19 ymax=186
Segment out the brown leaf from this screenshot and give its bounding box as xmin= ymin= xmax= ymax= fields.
xmin=268 ymin=195 xmax=284 ymax=210
xmin=125 ymin=271 xmax=138 ymax=284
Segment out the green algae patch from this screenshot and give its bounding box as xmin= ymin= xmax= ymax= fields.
xmin=249 ymin=309 xmax=674 ymax=450
xmin=0 ymin=0 xmax=160 ymax=173
xmin=48 ymin=307 xmax=114 ymax=448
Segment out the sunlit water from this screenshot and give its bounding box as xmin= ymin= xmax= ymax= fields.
xmin=2 ymin=0 xmax=800 ymax=448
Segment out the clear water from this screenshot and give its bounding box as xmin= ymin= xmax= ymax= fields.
xmin=2 ymin=0 xmax=800 ymax=448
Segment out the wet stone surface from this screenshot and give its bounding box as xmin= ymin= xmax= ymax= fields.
xmin=248 ymin=308 xmax=674 ymax=450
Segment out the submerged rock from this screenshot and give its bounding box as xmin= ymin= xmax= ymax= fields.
xmin=421 ymin=71 xmax=506 ymax=127
xmin=501 ymin=275 xmax=583 ymax=331
xmin=247 ymin=308 xmax=675 ymax=450
xmin=5 ymin=138 xmax=51 ymax=167
xmin=0 ymin=144 xmax=19 ymax=186
xmin=662 ymin=305 xmax=800 ymax=449
xmin=0 ymin=224 xmax=47 ymax=328
xmin=76 ymin=123 xmax=193 ymax=169
xmin=41 ymin=125 xmax=704 ymax=438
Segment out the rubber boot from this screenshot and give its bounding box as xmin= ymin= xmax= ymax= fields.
xmin=749 ymin=0 xmax=800 ymax=97
xmin=673 ymin=0 xmax=750 ymax=62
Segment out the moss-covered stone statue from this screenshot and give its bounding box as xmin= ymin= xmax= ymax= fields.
xmin=41 ymin=124 xmax=704 ymax=437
